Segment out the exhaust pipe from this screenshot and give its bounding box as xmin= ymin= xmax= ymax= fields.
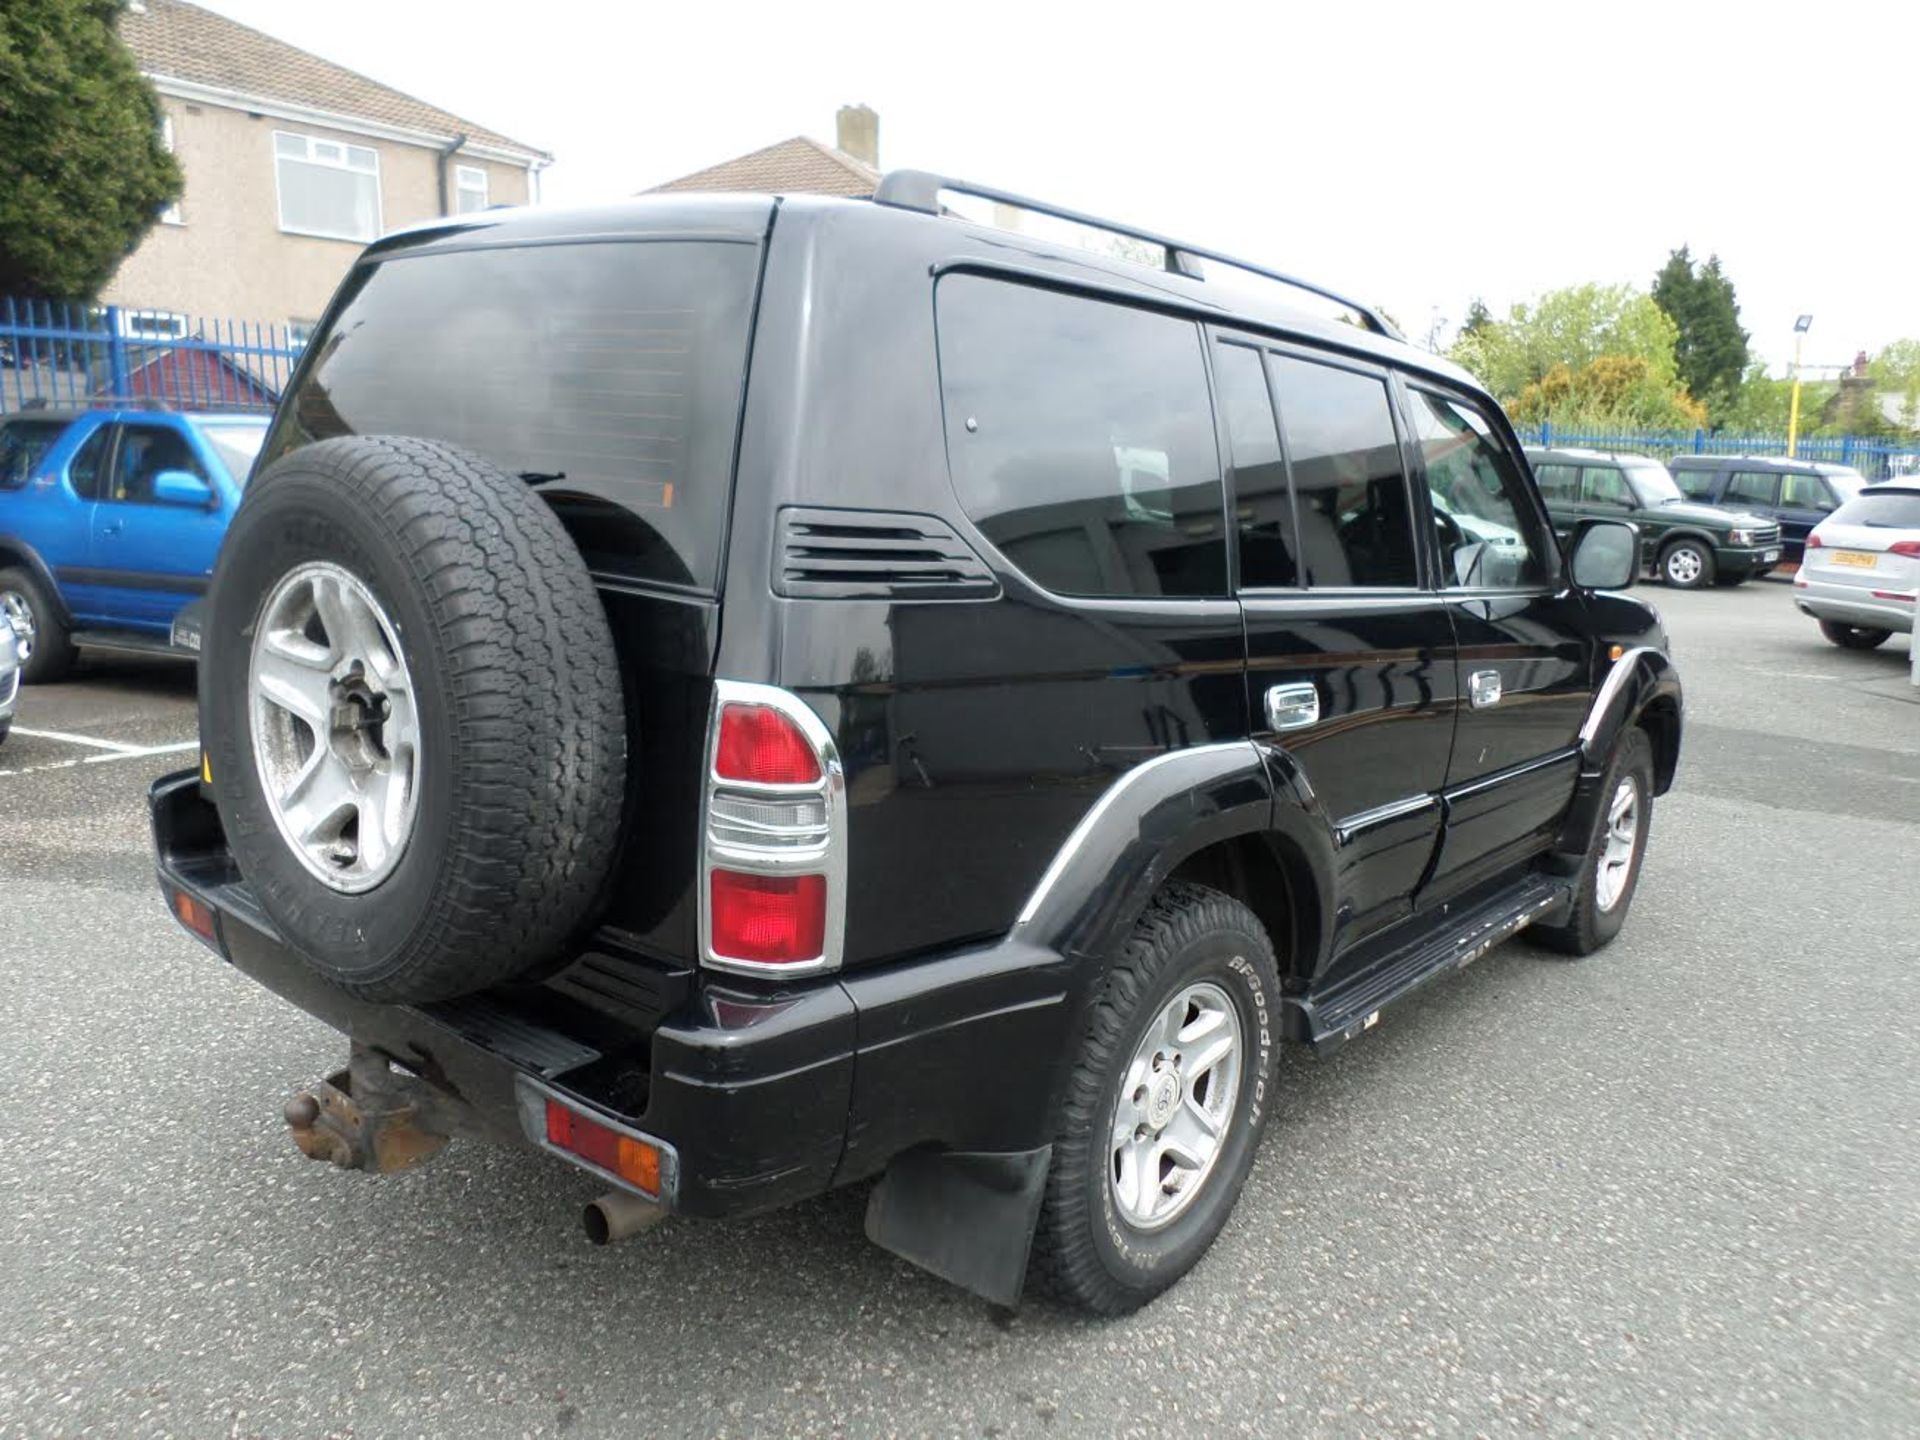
xmin=583 ymin=1190 xmax=668 ymax=1245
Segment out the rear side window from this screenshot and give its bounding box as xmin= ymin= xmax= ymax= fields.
xmin=1726 ymin=471 xmax=1780 ymax=507
xmin=937 ymin=276 xmax=1227 ymax=598
xmin=1533 ymin=463 xmax=1579 ymax=504
xmin=0 ymin=419 xmax=68 ymax=491
xmin=67 ymin=425 xmax=110 ymax=501
xmin=1268 ymin=356 xmax=1417 ymax=588
xmin=268 ymin=240 xmax=761 ymax=590
xmin=1215 ymin=343 xmax=1296 ymax=588
xmin=1829 ymin=490 xmax=1920 ymax=528
xmin=1672 ymin=466 xmax=1718 ymax=500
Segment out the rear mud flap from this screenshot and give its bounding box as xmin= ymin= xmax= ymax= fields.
xmin=864 ymin=1145 xmax=1052 ymax=1308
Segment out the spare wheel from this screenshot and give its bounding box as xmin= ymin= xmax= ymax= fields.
xmin=201 ymin=436 xmax=626 ymax=1003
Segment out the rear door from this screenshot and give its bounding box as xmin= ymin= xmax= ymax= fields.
xmin=1222 ymin=337 xmax=1457 ymax=959
xmin=87 ymin=420 xmax=230 ymax=631
xmin=1403 ymin=384 xmax=1590 ymax=901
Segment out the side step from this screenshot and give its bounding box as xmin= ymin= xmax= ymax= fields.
xmin=1286 ymin=873 xmax=1573 ymax=1055
xmin=71 ymin=628 xmax=195 ymax=660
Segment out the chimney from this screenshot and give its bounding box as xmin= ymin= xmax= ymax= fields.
xmin=836 ymin=104 xmax=879 ymax=168
xmin=1854 ymin=350 xmax=1869 ymax=378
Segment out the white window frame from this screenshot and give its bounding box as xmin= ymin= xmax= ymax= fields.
xmin=159 ymin=114 xmax=183 ymax=225
xmin=272 ymin=129 xmax=383 ymax=243
xmin=454 ymin=163 xmax=489 ymax=214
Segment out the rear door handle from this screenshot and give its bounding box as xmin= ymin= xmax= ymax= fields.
xmin=1265 ymin=682 xmax=1320 ymax=732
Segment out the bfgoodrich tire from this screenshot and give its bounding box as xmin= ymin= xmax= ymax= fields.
xmin=1535 ymin=727 xmax=1654 ymax=957
xmin=202 ymin=436 xmax=626 ymax=1003
xmin=1030 ymin=883 xmax=1278 ymax=1315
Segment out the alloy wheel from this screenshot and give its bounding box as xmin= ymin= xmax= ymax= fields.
xmin=0 ymin=589 xmax=35 ymax=663
xmin=1595 ymin=775 xmax=1640 ymax=912
xmin=1108 ymin=981 xmax=1243 ymax=1230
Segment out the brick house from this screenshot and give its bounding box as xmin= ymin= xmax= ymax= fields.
xmin=106 ymin=0 xmax=549 ymax=337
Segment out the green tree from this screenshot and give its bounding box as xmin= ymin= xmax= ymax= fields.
xmin=0 ymin=1 xmax=181 ymax=300
xmin=1460 ymin=298 xmax=1492 ymax=338
xmin=1868 ymin=339 xmax=1920 ymax=431
xmin=1449 ymin=282 xmax=1704 ymax=430
xmin=1651 ymin=246 xmax=1750 ymax=419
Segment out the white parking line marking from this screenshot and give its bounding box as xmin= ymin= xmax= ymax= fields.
xmin=8 ymin=725 xmax=147 ymax=754
xmin=0 ymin=739 xmax=198 ymax=779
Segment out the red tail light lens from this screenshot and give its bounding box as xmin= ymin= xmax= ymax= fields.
xmin=1805 ymin=533 xmax=1824 ymax=549
xmin=715 ymin=703 xmax=822 ymax=785
xmin=709 ymin=869 xmax=826 ymax=963
xmin=1889 ymin=540 xmax=1920 ymax=559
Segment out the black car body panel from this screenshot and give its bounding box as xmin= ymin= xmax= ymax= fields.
xmin=152 ymin=184 xmax=1685 ymax=1301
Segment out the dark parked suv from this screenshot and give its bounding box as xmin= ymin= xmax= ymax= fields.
xmin=150 ymin=173 xmax=1682 ymax=1314
xmin=1527 ymin=446 xmax=1782 ymax=588
xmin=1667 ymin=454 xmax=1867 ymax=562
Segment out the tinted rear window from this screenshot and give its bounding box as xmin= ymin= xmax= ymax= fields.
xmin=265 ymin=240 xmax=760 ymax=590
xmin=0 ymin=419 xmax=69 ymax=491
xmin=1830 ymin=490 xmax=1920 ymax=528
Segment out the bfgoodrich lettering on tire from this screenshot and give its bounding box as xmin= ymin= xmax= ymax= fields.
xmin=1030 ymin=882 xmax=1278 ymax=1315
xmin=202 ymin=436 xmax=626 ymax=1003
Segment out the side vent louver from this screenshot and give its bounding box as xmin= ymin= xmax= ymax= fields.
xmin=775 ymin=507 xmax=1000 ymax=600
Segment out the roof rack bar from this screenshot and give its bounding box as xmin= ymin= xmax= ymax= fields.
xmin=872 ymin=169 xmax=1399 ymax=339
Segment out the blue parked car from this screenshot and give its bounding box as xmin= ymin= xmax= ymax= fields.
xmin=0 ymin=407 xmax=268 ymax=681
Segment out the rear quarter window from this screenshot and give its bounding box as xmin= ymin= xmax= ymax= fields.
xmin=1672 ymin=466 xmax=1719 ymax=499
xmin=935 ymin=275 xmax=1227 ymax=599
xmin=264 ymin=239 xmax=761 ymax=591
xmin=0 ymin=419 xmax=69 ymax=491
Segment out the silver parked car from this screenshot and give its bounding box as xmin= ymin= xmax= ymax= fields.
xmin=1793 ymin=483 xmax=1920 ymax=649
xmin=0 ymin=608 xmax=19 ymax=743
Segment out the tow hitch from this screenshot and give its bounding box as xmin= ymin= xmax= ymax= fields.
xmin=283 ymin=1043 xmax=467 ymax=1174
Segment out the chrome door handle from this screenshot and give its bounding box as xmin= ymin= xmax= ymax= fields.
xmin=1265 ymin=682 xmax=1320 ymax=731
xmin=1469 ymin=669 xmax=1503 ymax=709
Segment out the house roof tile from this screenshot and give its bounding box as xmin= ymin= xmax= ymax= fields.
xmin=648 ymin=136 xmax=879 ymax=197
xmin=120 ymin=0 xmax=546 ymax=160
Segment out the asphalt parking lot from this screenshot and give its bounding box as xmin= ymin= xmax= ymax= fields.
xmin=2 ymin=585 xmax=1916 ymax=1439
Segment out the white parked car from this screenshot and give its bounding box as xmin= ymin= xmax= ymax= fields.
xmin=0 ymin=609 xmax=19 ymax=743
xmin=1793 ymin=483 xmax=1920 ymax=649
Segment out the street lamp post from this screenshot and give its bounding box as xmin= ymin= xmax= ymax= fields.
xmin=1786 ymin=314 xmax=1814 ymax=458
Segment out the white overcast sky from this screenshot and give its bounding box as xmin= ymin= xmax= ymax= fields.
xmin=198 ymin=0 xmax=1919 ymax=374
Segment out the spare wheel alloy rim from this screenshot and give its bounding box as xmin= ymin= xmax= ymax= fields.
xmin=248 ymin=561 xmax=421 ymax=893
xmin=1109 ymin=980 xmax=1243 ymax=1231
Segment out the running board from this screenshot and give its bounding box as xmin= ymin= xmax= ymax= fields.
xmin=1285 ymin=874 xmax=1573 ymax=1055
xmin=71 ymin=628 xmax=194 ymax=660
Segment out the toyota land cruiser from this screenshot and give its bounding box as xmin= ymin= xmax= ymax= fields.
xmin=149 ymin=173 xmax=1682 ymax=1315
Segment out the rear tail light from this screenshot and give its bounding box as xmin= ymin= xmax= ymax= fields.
xmin=1805 ymin=533 xmax=1824 ymax=549
xmin=701 ymin=682 xmax=845 ymax=974
xmin=1889 ymin=540 xmax=1920 ymax=559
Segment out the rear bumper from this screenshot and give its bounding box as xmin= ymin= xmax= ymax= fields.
xmin=1794 ymin=575 xmax=1916 ymax=634
xmin=149 ymin=770 xmax=1077 ymax=1220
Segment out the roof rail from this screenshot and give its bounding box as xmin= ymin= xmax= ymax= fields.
xmin=872 ymin=169 xmax=1400 ymax=340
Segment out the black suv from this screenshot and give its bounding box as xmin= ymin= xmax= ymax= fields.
xmin=1528 ymin=446 xmax=1783 ymax=588
xmin=149 ymin=173 xmax=1682 ymax=1315
xmin=1667 ymin=454 xmax=1868 ymax=563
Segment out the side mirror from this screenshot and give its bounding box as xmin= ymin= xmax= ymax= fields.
xmin=1571 ymin=519 xmax=1638 ymax=590
xmin=153 ymin=469 xmax=214 ymax=508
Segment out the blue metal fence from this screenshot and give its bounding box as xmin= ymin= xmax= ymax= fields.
xmin=1509 ymin=421 xmax=1920 ymax=481
xmin=0 ymin=298 xmax=303 ymax=416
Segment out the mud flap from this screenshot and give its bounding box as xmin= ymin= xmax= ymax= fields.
xmin=864 ymin=1145 xmax=1052 ymax=1307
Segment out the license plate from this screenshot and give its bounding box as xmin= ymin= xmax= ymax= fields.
xmin=1831 ymin=550 xmax=1878 ymax=569
xmin=1762 ymin=550 xmax=1779 ymax=563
